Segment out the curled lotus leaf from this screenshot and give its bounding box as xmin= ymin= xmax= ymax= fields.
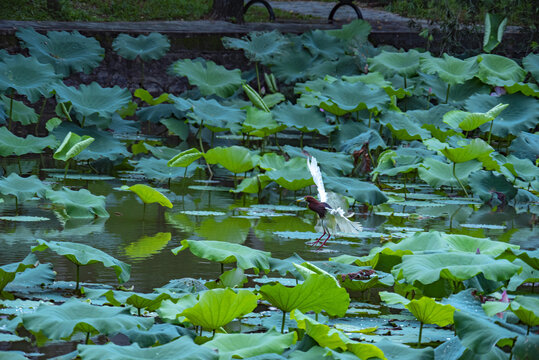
xmin=46 ymin=188 xmax=109 ymax=219
xmin=167 ymin=148 xmax=203 ymax=168
xmin=273 ymin=102 xmax=335 ymax=135
xmin=125 ymin=184 xmax=173 ymax=208
xmin=0 ymin=127 xmax=56 ymax=156
xmin=222 ymin=30 xmax=288 ymax=63
xmin=0 ymin=173 xmax=48 ymax=203
xmin=53 ymin=131 xmax=95 ymax=162
xmin=420 ymin=53 xmax=478 ymax=85
xmin=477 ymin=53 xmax=526 ymax=85
xmin=204 ymin=146 xmax=257 ymax=174
xmin=368 ymin=49 xmax=422 ymax=78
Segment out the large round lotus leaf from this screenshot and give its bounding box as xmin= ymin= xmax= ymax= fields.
xmin=187 ymin=97 xmax=245 ymax=133
xmin=327 ymin=19 xmax=372 ymax=42
xmin=301 ymin=29 xmax=345 ymax=60
xmin=260 ymin=273 xmax=350 ymax=316
xmin=380 ymin=291 xmax=456 ymax=326
xmin=181 ymin=288 xmax=257 ymax=330
xmin=126 ymin=184 xmax=173 ymax=208
xmin=0 ymin=54 xmax=58 ymax=102
xmin=266 ymin=157 xmax=314 ymax=191
xmin=443 ymin=103 xmax=508 ymax=132
xmin=376 ymin=338 xmax=434 ymax=360
xmin=0 ymin=254 xmax=37 ymax=293
xmin=465 ymin=93 xmax=539 ymax=137
xmin=368 ymin=49 xmax=422 ymax=78
xmin=170 ymin=58 xmax=242 ymax=98
xmin=291 ymin=310 xmax=385 ymax=359
xmin=0 ymin=127 xmax=56 ymax=156
xmin=503 ymin=81 xmax=539 ymax=98
xmin=112 ymin=32 xmax=170 ymax=61
xmin=379 ymin=111 xmax=432 ymax=141
xmin=0 ymin=95 xmax=39 ymax=125
xmin=242 ymin=106 xmax=286 ymax=137
xmin=16 ymin=27 xmax=104 ymax=77
xmin=53 ymin=131 xmax=95 ymax=162
xmin=523 ymin=53 xmax=539 ymax=81
xmin=510 ymin=296 xmax=539 ymax=327
xmin=22 ymin=299 xmax=152 ymax=341
xmin=0 ymin=173 xmax=48 ymax=202
xmin=45 ymin=188 xmax=109 ymax=218
xmin=203 ymin=329 xmax=296 ymax=359
xmin=324 ymin=176 xmax=388 ymax=205
xmin=422 ymin=74 xmax=490 ymax=106
xmin=477 ymin=54 xmax=526 ymax=85
xmin=468 ymin=170 xmax=518 ymax=202
xmin=272 ymin=102 xmax=335 ymax=135
xmin=454 ymin=310 xmax=518 ymax=355
xmin=54 ymin=82 xmax=131 ymax=126
xmin=509 ymin=132 xmax=539 ymax=162
xmin=222 ymin=30 xmax=288 ymax=63
xmin=420 ymin=53 xmax=478 ymax=85
xmin=418 ymin=158 xmax=482 ymax=188
xmin=32 ymin=239 xmax=130 ymax=284
xmin=232 ymin=174 xmax=272 ymax=194
xmin=271 ymin=48 xmax=334 ymax=85
xmin=204 ymin=146 xmax=256 ymax=174
xmin=283 ymin=145 xmax=354 ymax=177
xmin=317 ymin=80 xmax=390 ymax=115
xmin=137 ymin=103 xmax=184 ymax=123
xmin=392 ymin=253 xmax=521 ymax=285
xmin=78 ymin=336 xmax=218 ymax=360
xmin=134 ymin=157 xmax=198 ymax=182
xmin=437 ymin=138 xmax=498 ymax=171
xmin=172 ymin=239 xmax=271 ymax=274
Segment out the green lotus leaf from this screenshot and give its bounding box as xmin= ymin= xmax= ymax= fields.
xmin=483 ymin=13 xmax=507 ymax=53
xmin=16 ymin=27 xmax=104 ymax=76
xmin=454 ymin=310 xmax=519 ymax=355
xmin=507 ymin=258 xmax=539 ymax=291
xmin=0 ymin=253 xmax=37 ymax=294
xmin=316 ymin=79 xmax=390 ymax=115
xmin=0 ymin=95 xmax=39 ymax=125
xmin=271 ymin=47 xmax=328 ymax=84
xmin=368 ymin=49 xmax=422 ymax=78
xmin=0 ymin=54 xmax=58 ymax=102
xmin=0 ymin=127 xmax=56 ymax=156
xmin=272 ymin=102 xmax=335 ymax=135
xmin=510 ymin=296 xmax=539 ymax=327
xmin=509 ymin=132 xmax=539 ymax=162
xmin=380 ymin=292 xmax=456 ymax=326
xmin=376 ymin=338 xmax=435 ymax=360
xmin=45 ymin=188 xmax=109 ymax=218
xmin=54 ymin=82 xmax=131 ymax=128
xmin=482 ymin=300 xmax=510 ymax=317
xmin=418 ymin=158 xmax=482 ymax=188
xmin=422 ymin=74 xmax=490 ymax=106
xmin=468 ymin=170 xmax=518 ymax=202
xmin=262 ymin=92 xmax=285 ymax=108
xmin=302 ymin=29 xmax=345 ymax=60
xmin=477 ymin=54 xmax=526 ymax=85
xmin=242 ymin=106 xmax=286 ymax=137
xmin=420 ymin=53 xmax=478 ymax=85
xmin=503 ymin=81 xmax=539 ymax=98
xmin=392 ymin=253 xmax=521 ymax=285
xmin=222 ymin=30 xmax=288 ymax=63
xmin=284 ymin=145 xmax=354 ymax=177
xmin=180 ymin=288 xmax=257 ymax=330
xmin=170 ymin=58 xmax=242 ymax=98
xmin=172 ymin=240 xmax=271 ymax=274
xmin=160 ymin=118 xmax=190 ymax=140
xmin=134 ymin=88 xmax=170 ymax=106
xmin=258 ymin=152 xmax=285 ymax=171
xmin=112 ymin=32 xmax=170 ymax=61
xmin=124 ymin=232 xmax=172 ymax=259
xmin=32 ymin=239 xmax=130 ymax=284
xmin=205 ymin=267 xmax=247 ymax=289
xmin=187 ymin=97 xmax=245 ymax=133
xmin=438 ymin=138 xmax=494 ymax=164
xmin=339 ymin=271 xmax=394 ymax=292
xmin=22 ymin=299 xmax=152 ymax=343
xmin=259 ymin=273 xmax=350 ymax=316
xmin=0 ymin=173 xmax=48 ymax=203
xmin=203 ymin=328 xmax=296 ymax=359
xmin=157 ymin=294 xmax=199 ymax=324
xmin=89 ymin=289 xmax=171 ymax=313
xmin=465 ymin=93 xmax=539 ymax=137
xmin=133 ymin=157 xmax=198 ymax=182
xmin=126 ymin=184 xmax=173 ymax=208
xmin=443 ymin=103 xmax=508 ymax=131
xmin=78 ymin=336 xmax=217 ymax=360
xmin=324 ymin=176 xmax=388 ymax=205
xmin=372 ymin=150 xmax=422 ymax=177
xmin=522 ymin=52 xmax=539 ymax=81
xmin=265 ymin=157 xmax=314 ymax=191
xmin=53 ymin=131 xmax=95 ymax=161
xmin=204 ymin=146 xmax=257 ymax=174
xmin=168 ymin=148 xmax=203 ymax=167
xmin=291 ymin=310 xmax=386 ymax=360
xmin=232 ymin=174 xmax=272 ymax=194
xmin=137 ymin=103 xmax=183 ymax=123
xmin=120 ymin=323 xmax=193 ymax=349
xmin=53 ymin=124 xmax=129 ymax=161
xmin=379 ymin=111 xmax=432 ymax=141
xmin=327 ymin=19 xmax=372 ymax=42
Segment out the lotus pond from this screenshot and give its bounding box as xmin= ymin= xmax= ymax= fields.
xmin=0 ymin=21 xmax=538 ymax=359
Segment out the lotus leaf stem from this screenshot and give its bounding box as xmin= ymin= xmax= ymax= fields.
xmin=85 ymin=332 xmax=90 ymax=344
xmin=445 ymin=84 xmax=451 ymax=104
xmin=8 ymin=92 xmax=13 ymax=131
xmin=75 ymin=264 xmax=80 ymax=290
xmin=300 ymin=133 xmax=304 ymax=149
xmin=63 ymin=160 xmax=70 ymax=184
xmin=417 ymin=322 xmax=423 ymax=348
xmin=527 ymin=325 xmax=530 ymax=335
xmin=281 ymin=311 xmax=286 ymax=333
xmin=36 ymin=98 xmax=47 ymax=135
xmin=255 ymin=62 xmax=261 ymax=94
xmin=487 ymin=119 xmax=494 ymax=145
xmin=368 ymin=111 xmax=372 ymax=128
xmin=452 ymin=162 xmax=469 ymax=197
xmin=220 ymin=262 xmax=224 ymax=275
xmin=403 ymin=76 xmax=407 ymax=89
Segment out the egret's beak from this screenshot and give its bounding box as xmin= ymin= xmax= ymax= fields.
xmin=296 ymin=197 xmax=305 ymax=203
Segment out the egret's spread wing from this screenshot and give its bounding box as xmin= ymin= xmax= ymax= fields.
xmin=306 ymin=156 xmax=327 ymax=203
xmin=328 ymin=207 xmax=363 ymax=234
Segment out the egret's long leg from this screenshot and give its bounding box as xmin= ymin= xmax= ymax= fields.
xmin=311 ymin=229 xmax=326 ymax=246
xmin=317 ymin=221 xmax=331 ymax=249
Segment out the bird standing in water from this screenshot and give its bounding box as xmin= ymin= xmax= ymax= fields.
xmin=303 ymin=155 xmax=362 ymax=249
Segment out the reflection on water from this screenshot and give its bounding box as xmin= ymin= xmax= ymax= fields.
xmin=0 ymin=178 xmax=537 ymax=292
